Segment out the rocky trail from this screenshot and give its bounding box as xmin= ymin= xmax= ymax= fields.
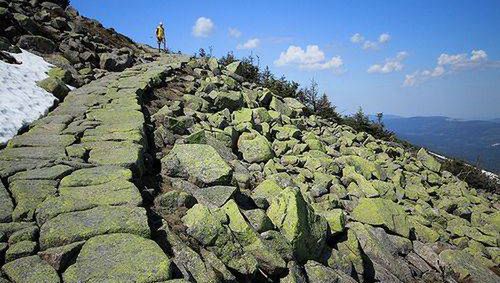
xmin=0 ymin=53 xmax=498 ymax=282
xmin=0 ymin=1 xmax=499 ymax=283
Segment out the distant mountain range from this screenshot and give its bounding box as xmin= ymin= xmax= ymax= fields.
xmin=372 ymin=115 xmax=500 ymax=173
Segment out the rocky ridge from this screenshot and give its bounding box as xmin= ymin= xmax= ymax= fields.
xmin=0 ymin=0 xmax=157 ymax=89
xmin=0 ymin=2 xmax=498 ymax=282
xmin=1 ymin=53 xmax=497 ymax=282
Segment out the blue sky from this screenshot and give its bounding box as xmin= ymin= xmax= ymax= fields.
xmin=72 ymin=0 xmax=500 ymax=120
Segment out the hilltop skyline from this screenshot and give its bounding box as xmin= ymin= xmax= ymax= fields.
xmin=73 ymin=0 xmax=500 ymax=120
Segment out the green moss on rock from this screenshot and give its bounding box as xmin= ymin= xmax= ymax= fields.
xmin=266 ymin=187 xmax=328 ymax=262
xmin=63 ymin=233 xmax=171 ymax=283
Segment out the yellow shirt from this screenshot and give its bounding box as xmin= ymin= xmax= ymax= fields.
xmin=156 ymin=26 xmax=165 ymax=40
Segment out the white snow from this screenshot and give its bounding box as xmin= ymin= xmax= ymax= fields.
xmin=429 ymin=151 xmax=500 ymax=183
xmin=0 ymin=49 xmax=57 ymax=144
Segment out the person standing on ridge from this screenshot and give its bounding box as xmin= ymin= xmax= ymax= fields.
xmin=156 ymin=22 xmax=166 ymax=52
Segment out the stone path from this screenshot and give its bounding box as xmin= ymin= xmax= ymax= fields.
xmin=0 ymin=54 xmax=188 ymax=282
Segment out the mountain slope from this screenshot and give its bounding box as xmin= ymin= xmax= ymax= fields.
xmin=0 ymin=1 xmax=498 ymax=283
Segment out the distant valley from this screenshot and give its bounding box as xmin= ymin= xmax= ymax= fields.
xmin=375 ymin=115 xmax=500 ymax=173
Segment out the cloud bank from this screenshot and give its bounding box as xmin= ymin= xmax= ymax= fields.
xmin=368 ymin=51 xmax=408 ymax=74
xmin=351 ymin=32 xmax=391 ymax=50
xmin=404 ymin=49 xmax=495 ymax=86
xmin=274 ymin=45 xmax=343 ymax=71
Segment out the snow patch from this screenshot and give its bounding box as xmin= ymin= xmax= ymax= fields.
xmin=0 ymin=49 xmax=57 ymax=144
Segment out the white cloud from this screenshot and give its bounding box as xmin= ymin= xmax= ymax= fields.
xmin=471 ymin=50 xmax=487 ymax=62
xmin=404 ymin=49 xmax=496 ymax=86
xmin=363 ymin=40 xmax=378 ymax=50
xmin=368 ymin=51 xmax=408 ymax=74
xmin=351 ymin=32 xmax=391 ymax=50
xmin=378 ymin=33 xmax=391 ymax=43
xmin=192 ymin=17 xmax=214 ymax=38
xmin=228 ymin=27 xmax=241 ymax=38
xmin=274 ymin=45 xmax=343 ymax=71
xmin=237 ymin=38 xmax=260 ymax=50
xmin=350 ymin=33 xmax=364 ymax=43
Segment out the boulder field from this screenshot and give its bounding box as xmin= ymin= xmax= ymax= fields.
xmin=1 ymin=53 xmax=497 ymax=282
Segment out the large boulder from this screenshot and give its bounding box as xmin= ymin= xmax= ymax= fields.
xmin=162 ymin=144 xmax=233 ymax=186
xmin=351 ymin=197 xmax=410 ymax=238
xmin=225 ymin=61 xmax=244 ymax=76
xmin=99 ymin=52 xmax=133 ymax=72
xmin=237 ymin=131 xmax=274 ymax=163
xmin=439 ymin=249 xmax=498 ymax=283
xmin=349 ymin=222 xmax=413 ymax=282
xmin=17 ymin=35 xmax=57 ymax=54
xmin=182 ymin=204 xmax=258 ymax=275
xmin=63 ymin=233 xmax=171 ymax=282
xmin=39 ymin=206 xmax=150 ymax=249
xmin=37 ymin=77 xmax=70 ymax=100
xmin=266 ymin=187 xmax=328 ymax=262
xmin=2 ymin=255 xmax=60 ymax=283
xmin=417 ymin=148 xmax=441 ymax=172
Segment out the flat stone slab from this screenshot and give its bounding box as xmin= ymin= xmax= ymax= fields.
xmin=2 ymin=255 xmax=60 ymax=283
xmin=87 ymin=141 xmax=144 ymax=172
xmin=59 ymin=166 xmax=132 ymax=187
xmin=8 ymin=165 xmax=73 ymax=182
xmin=7 ymin=134 xmax=76 ymax=148
xmin=0 ymin=147 xmax=66 ymax=161
xmin=36 ymin=179 xmax=142 ymax=225
xmin=63 ymin=233 xmax=171 ymax=283
xmin=10 ymin=179 xmax=58 ymax=221
xmin=39 ymin=205 xmax=150 ymax=249
xmin=162 ymin=144 xmax=233 ymax=186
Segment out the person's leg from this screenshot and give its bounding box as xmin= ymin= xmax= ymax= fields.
xmin=157 ymin=40 xmax=161 ymax=52
xmin=163 ymin=39 xmax=167 ymax=52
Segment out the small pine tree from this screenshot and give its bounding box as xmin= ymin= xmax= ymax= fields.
xmin=316 ymin=93 xmax=341 ymax=121
xmin=300 ymin=79 xmax=320 ymax=112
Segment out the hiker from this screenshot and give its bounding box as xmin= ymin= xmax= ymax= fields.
xmin=156 ymin=22 xmax=166 ymax=52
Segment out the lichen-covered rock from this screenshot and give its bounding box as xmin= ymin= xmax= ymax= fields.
xmin=154 ymin=190 xmax=197 ymax=216
xmin=162 ymin=144 xmax=233 ymax=186
xmin=10 ymin=179 xmax=57 ymax=221
xmin=47 ymin=67 xmax=72 ymax=84
xmin=5 ymin=240 xmax=37 ymax=262
xmin=304 ymin=260 xmax=356 ymax=283
xmin=0 ymin=182 xmax=13 ymax=223
xmin=39 ymin=206 xmax=150 ymax=249
xmin=222 ymin=200 xmax=287 ymax=276
xmin=38 ymin=241 xmax=84 ymax=271
xmin=319 ymin=208 xmax=345 ymax=235
xmin=36 ymin=179 xmax=142 ymax=225
xmin=351 ymin=197 xmax=410 ymax=238
xmin=182 ymin=204 xmax=258 ymax=275
xmin=191 ymin=185 xmax=237 ymax=208
xmin=349 ymin=222 xmax=413 ymax=282
xmin=417 ymin=148 xmax=441 ymax=172
xmin=267 ymin=187 xmax=328 ymax=262
xmin=226 ymin=61 xmax=244 ymax=76
xmin=237 ymin=131 xmax=274 ymax=163
xmin=439 ymin=249 xmax=498 ymax=283
xmin=2 ymin=255 xmax=60 ymax=283
xmin=37 ymin=77 xmax=70 ymax=100
xmin=244 ymin=209 xmax=275 ymax=233
xmin=63 ymin=233 xmax=171 ymax=282
xmin=251 ymin=179 xmax=284 ymax=208
xmin=59 ymin=166 xmax=133 ymax=187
